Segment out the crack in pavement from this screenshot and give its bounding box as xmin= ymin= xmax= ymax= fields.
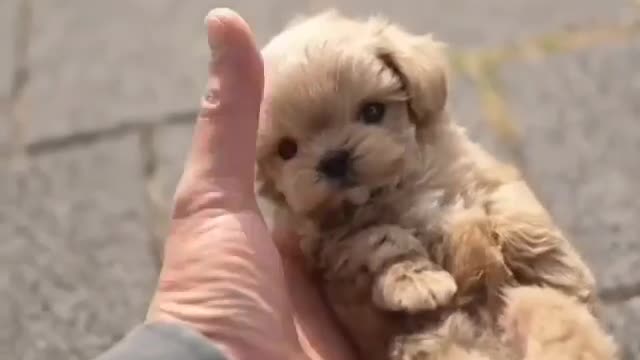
xmin=600 ymin=282 xmax=640 ymax=303
xmin=22 ymin=109 xmax=197 ymax=157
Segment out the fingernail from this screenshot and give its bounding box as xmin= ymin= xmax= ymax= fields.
xmin=204 ymin=10 xmax=221 ymax=57
xmin=204 ymin=7 xmax=236 ymax=24
xmin=204 ymin=8 xmax=237 ymax=55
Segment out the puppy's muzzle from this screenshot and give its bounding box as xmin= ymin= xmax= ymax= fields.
xmin=317 ymin=149 xmax=352 ymax=184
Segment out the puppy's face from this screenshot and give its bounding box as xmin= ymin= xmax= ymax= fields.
xmin=257 ymin=11 xmax=449 ymax=226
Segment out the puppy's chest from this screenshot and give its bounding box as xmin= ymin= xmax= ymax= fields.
xmin=307 ymin=193 xmax=455 ymax=275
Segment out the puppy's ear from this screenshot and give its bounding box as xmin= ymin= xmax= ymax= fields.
xmin=371 ymin=21 xmax=449 ymax=126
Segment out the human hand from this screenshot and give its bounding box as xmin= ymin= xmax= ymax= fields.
xmin=145 ymin=8 xmax=355 ymax=360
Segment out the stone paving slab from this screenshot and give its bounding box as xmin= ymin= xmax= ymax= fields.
xmin=0 ymin=135 xmax=157 ymax=360
xmin=605 ymin=297 xmax=640 ymax=359
xmin=22 ymin=0 xmax=308 ymax=144
xmin=499 ymin=39 xmax=640 ymax=293
xmin=322 ymin=0 xmax=636 ymax=48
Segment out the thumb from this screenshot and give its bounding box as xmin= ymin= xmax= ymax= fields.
xmin=183 ymin=8 xmax=264 ymax=198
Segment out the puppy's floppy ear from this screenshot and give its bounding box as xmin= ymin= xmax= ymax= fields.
xmin=370 ymin=20 xmax=449 ymax=125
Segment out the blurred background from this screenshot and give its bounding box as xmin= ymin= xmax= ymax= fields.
xmin=0 ymin=0 xmax=638 ymax=359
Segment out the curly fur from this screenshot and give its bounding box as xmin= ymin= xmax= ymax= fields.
xmin=256 ymin=10 xmax=615 ymax=359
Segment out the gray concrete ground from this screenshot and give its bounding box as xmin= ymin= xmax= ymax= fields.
xmin=1 ymin=1 xmax=639 ymax=359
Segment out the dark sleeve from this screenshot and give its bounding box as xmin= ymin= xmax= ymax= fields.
xmin=95 ymin=323 xmax=229 ymax=360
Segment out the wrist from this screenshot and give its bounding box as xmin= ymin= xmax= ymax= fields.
xmin=145 ymin=314 xmax=301 ymax=360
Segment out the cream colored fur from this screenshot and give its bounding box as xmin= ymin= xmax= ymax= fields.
xmin=256 ymin=10 xmax=616 ymax=359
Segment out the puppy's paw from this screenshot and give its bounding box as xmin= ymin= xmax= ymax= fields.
xmin=373 ymin=260 xmax=457 ymax=313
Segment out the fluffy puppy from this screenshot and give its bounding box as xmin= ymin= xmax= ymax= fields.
xmin=256 ymin=10 xmax=609 ymax=359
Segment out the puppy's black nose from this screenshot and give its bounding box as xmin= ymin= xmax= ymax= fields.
xmin=318 ymin=150 xmax=351 ymax=179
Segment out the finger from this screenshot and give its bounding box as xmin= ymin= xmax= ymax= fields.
xmin=273 ymin=228 xmax=357 ymax=360
xmin=185 ymin=8 xmax=264 ymax=193
xmin=281 ymin=255 xmax=358 ymax=360
xmin=271 ymin=224 xmax=306 ymax=261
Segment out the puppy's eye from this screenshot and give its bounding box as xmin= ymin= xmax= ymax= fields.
xmin=359 ymin=102 xmax=386 ymax=124
xmin=277 ymin=137 xmax=298 ymax=161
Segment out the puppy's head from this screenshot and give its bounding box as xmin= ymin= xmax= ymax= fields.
xmin=257 ymin=11 xmax=450 ymax=227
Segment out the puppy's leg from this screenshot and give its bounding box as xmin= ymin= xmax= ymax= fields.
xmin=501 ymin=286 xmax=618 ymax=360
xmin=442 ymin=205 xmax=514 ymax=308
xmin=486 ymin=181 xmax=597 ymax=306
xmin=333 ymin=225 xmax=457 ymax=313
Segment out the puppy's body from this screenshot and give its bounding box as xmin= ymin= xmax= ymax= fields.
xmin=257 ymin=11 xmax=613 ymax=359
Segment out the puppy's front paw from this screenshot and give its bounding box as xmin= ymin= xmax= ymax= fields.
xmin=373 ymin=260 xmax=457 ymax=313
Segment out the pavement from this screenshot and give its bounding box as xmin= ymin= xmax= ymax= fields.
xmin=1 ymin=0 xmax=639 ymax=359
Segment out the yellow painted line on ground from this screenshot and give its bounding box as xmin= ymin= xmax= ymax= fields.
xmin=449 ymin=20 xmax=640 ymax=153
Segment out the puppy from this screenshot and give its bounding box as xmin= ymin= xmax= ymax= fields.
xmin=256 ymin=10 xmax=609 ymax=359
